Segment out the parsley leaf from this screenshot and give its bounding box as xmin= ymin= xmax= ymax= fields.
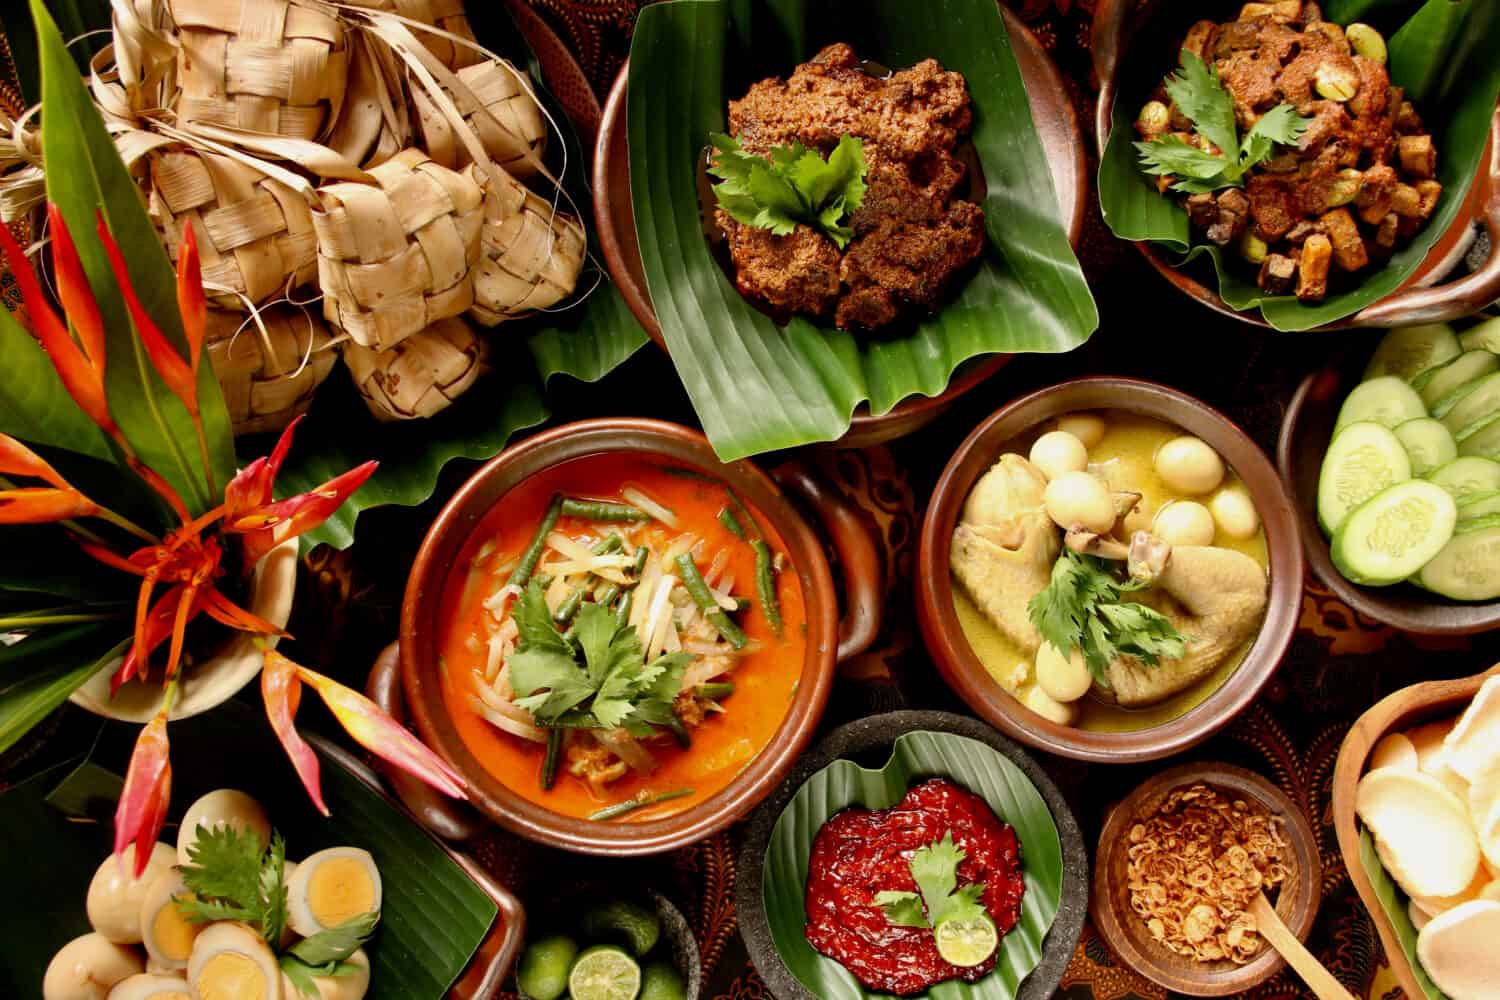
xmin=288 ymin=912 xmax=380 ymax=966
xmin=872 ymin=891 xmax=927 ymax=928
xmin=709 ymin=132 xmax=868 ymax=248
xmin=877 ymin=833 xmax=988 ymax=930
xmin=1163 ymin=51 xmax=1238 ymax=158
xmin=176 ymin=825 xmax=289 ymax=946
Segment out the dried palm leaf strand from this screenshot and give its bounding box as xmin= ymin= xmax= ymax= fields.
xmin=313 ymin=146 xmax=483 ymax=350
xmin=148 ymin=146 xmax=318 ymax=309
xmin=204 ymin=305 xmax=340 ymax=434
xmin=170 ymin=0 xmax=349 ymax=141
xmin=466 ymin=164 xmax=585 ymax=326
xmin=414 ymin=57 xmax=547 ymax=177
xmin=341 ymin=314 xmax=488 ymax=419
xmin=343 ymin=0 xmax=483 ymax=69
xmin=95 ymin=0 xmax=177 ymax=126
xmin=325 ymin=31 xmax=411 ymax=169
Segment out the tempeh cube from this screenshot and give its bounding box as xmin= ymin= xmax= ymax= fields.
xmin=1398 ymin=135 xmax=1437 ymax=178
xmin=1391 ymin=184 xmax=1422 ymax=219
xmin=1319 ymin=207 xmax=1369 ymax=272
xmin=1297 ymin=234 xmax=1333 ymax=301
xmin=1259 ymin=253 xmax=1297 ymax=295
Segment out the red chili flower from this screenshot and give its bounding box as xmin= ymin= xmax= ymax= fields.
xmin=114 ymin=697 xmax=173 ymax=877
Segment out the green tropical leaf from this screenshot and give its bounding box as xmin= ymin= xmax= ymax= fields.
xmin=1097 ymin=0 xmax=1500 ymax=331
xmin=33 ymin=0 xmax=236 ymax=516
xmin=0 ymin=306 xmax=111 ymax=462
xmin=0 ymin=626 xmax=126 ymax=756
xmin=0 ymin=524 xmax=135 ymax=602
xmin=764 ymin=731 xmax=1063 ymax=1000
xmin=1358 ymin=828 xmax=1447 ymax=1000
xmin=628 ymin=0 xmax=1097 ymax=460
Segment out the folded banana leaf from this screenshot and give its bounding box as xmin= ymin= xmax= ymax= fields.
xmin=1098 ymin=0 xmax=1500 ymax=331
xmin=1358 ymin=828 xmax=1446 ymax=1000
xmin=763 ymin=731 xmax=1063 ymax=1000
xmin=629 ymin=0 xmax=1097 ymax=460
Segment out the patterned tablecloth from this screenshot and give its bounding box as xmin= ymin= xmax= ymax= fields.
xmin=5 ymin=2 xmax=1500 ymax=999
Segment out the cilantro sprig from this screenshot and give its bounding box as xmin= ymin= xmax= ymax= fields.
xmin=1027 ymin=549 xmax=1188 ymax=688
xmin=874 ymin=833 xmax=989 ymax=930
xmin=508 ymin=580 xmax=688 ymax=734
xmin=708 ymin=133 xmax=868 ymax=248
xmin=1135 ymin=50 xmax=1311 ymax=194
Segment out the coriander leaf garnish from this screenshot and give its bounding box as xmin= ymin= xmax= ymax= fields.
xmin=1135 ymin=50 xmax=1311 ymax=194
xmin=280 ymin=955 xmax=364 ymax=998
xmin=288 ymin=912 xmax=380 ymax=966
xmin=708 ymin=133 xmax=868 ymax=248
xmin=875 ymin=833 xmax=989 ymax=930
xmin=1027 ymin=549 xmax=1189 ymax=688
xmin=176 ymin=825 xmax=289 ymax=945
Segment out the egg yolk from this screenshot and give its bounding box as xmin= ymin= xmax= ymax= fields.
xmin=195 ymin=953 xmax=267 ymax=1000
xmin=308 ymin=858 xmax=375 ymax=928
xmin=151 ymin=901 xmax=200 ymax=962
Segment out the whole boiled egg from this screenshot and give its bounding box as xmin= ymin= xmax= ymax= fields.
xmin=285 ymin=848 xmax=382 ymax=938
xmin=137 ymin=871 xmax=200 ymax=970
xmin=176 ymin=790 xmax=271 ymax=864
xmin=104 ymin=972 xmax=191 ymax=1000
xmin=86 ymin=844 xmax=176 ymax=944
xmin=42 ymin=932 xmax=144 ymax=1000
xmin=187 ymin=923 xmax=282 ymax=1000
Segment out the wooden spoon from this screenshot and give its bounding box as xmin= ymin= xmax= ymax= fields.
xmin=1250 ymin=893 xmax=1357 ymax=1000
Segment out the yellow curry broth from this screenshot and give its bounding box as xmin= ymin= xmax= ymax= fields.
xmin=954 ymin=413 xmax=1269 ymax=733
xmin=437 ymin=453 xmax=806 ymax=820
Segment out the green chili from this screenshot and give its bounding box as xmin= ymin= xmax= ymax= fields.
xmin=753 ymin=540 xmax=783 ymax=636
xmin=697 ymin=682 xmax=735 ymax=700
xmin=540 ymin=729 xmax=563 ymax=790
xmin=561 ymin=499 xmax=650 ymax=522
xmin=507 ymin=494 xmax=562 ymax=588
xmin=588 ymin=788 xmax=695 ymax=821
xmin=675 ymin=553 xmax=748 ymax=650
xmin=591 ymin=532 xmax=624 ymax=555
xmin=718 ymin=507 xmax=746 ymax=538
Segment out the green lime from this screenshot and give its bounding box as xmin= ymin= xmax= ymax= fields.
xmin=934 ymin=914 xmax=999 ymax=968
xmin=567 ymin=945 xmax=642 ymax=1000
xmin=638 ymin=961 xmax=687 ymax=1000
xmin=581 ymin=900 xmax=661 ymax=956
xmin=517 ymin=935 xmax=579 ymax=1000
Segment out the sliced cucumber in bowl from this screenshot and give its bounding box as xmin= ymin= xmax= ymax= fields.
xmin=1330 ymin=480 xmax=1456 ymax=587
xmin=1334 ymin=376 xmax=1428 ymax=434
xmin=1411 ymin=350 xmax=1500 ymax=410
xmin=1458 ymin=317 xmax=1500 ymax=353
xmin=1456 ymin=490 xmax=1500 ymax=522
xmin=1392 ymin=418 xmax=1457 ymax=478
xmin=1416 ymin=521 xmax=1500 ymax=601
xmin=1439 ymin=371 xmax=1500 ymax=433
xmin=1427 ymin=456 xmax=1500 ymax=499
xmin=1318 ymin=421 xmax=1412 ymax=536
xmin=1364 ymin=323 xmax=1461 ymax=382
xmin=1457 ymin=412 xmax=1500 ymax=460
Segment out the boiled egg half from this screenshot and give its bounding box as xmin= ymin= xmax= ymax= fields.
xmin=285 ymin=848 xmax=382 ymax=937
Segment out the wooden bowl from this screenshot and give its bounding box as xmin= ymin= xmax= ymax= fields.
xmin=1277 ymin=356 xmax=1500 ymax=635
xmin=1330 ymin=662 xmax=1500 ymax=1000
xmin=397 ymin=418 xmax=882 ymax=855
xmin=915 ymin=377 xmax=1305 ymax=763
xmin=591 ymin=6 xmax=1086 ymax=448
xmin=1091 ymin=762 xmax=1323 ymax=996
xmin=1091 ymin=0 xmax=1500 ymax=330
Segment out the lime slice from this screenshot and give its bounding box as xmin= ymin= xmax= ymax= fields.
xmin=568 ymin=945 xmax=643 ymax=1000
xmin=582 ymin=899 xmax=661 ymax=955
xmin=935 ymin=914 xmax=999 ymax=967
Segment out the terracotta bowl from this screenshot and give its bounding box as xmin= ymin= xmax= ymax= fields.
xmin=1091 ymin=0 xmax=1500 ymax=330
xmin=915 ymin=377 xmax=1304 ymax=763
xmin=591 ymin=6 xmax=1087 ymax=449
xmin=1091 ymin=762 xmax=1323 ymax=996
xmin=1277 ymin=355 xmax=1500 ymax=635
xmin=1331 ymin=662 xmax=1500 ymax=1000
xmin=392 ymin=418 xmax=882 ymax=856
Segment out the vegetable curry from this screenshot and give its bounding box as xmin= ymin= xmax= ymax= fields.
xmin=438 ymin=453 xmax=805 ymax=821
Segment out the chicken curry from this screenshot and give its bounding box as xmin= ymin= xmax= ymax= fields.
xmin=437 ymin=454 xmax=805 ymax=821
xmin=951 ymin=412 xmax=1269 ymax=732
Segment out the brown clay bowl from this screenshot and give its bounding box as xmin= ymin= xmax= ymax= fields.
xmin=1277 ymin=355 xmax=1500 ymax=635
xmin=390 ymin=418 xmax=882 ymax=856
xmin=591 ymin=6 xmax=1087 ymax=449
xmin=1331 ymin=662 xmax=1500 ymax=1000
xmin=1091 ymin=0 xmax=1500 ymax=330
xmin=915 ymin=377 xmax=1304 ymax=763
xmin=1091 ymin=762 xmax=1323 ymax=996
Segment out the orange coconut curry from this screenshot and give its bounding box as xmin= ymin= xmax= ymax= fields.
xmin=438 ymin=453 xmax=805 ymax=822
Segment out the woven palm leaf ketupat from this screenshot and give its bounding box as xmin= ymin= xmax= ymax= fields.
xmin=205 ymin=306 xmax=340 ymax=434
xmin=313 ymin=146 xmax=483 ymax=350
xmin=170 ymin=0 xmax=349 ymax=141
xmin=148 ymin=145 xmax=318 ymax=309
xmin=466 ymin=162 xmax=586 ymax=325
xmin=344 ymin=0 xmax=484 ymax=69
xmin=414 ymin=57 xmax=547 ymax=177
xmin=342 ymin=314 xmax=489 ymax=419
xmin=324 ymin=32 xmax=412 ymax=169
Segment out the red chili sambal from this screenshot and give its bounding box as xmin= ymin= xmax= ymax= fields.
xmin=803 ymin=778 xmax=1026 ymax=995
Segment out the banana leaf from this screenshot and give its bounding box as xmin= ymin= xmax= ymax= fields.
xmin=1358 ymin=828 xmax=1447 ymax=1000
xmin=0 ymin=626 xmax=124 ymax=756
xmin=628 ymin=0 xmax=1097 ymax=460
xmin=763 ymin=731 xmax=1063 ymax=1000
xmin=1098 ymin=0 xmax=1500 ymax=331
xmin=0 ymin=702 xmax=500 ymax=999
xmin=0 ymin=304 xmax=111 ymax=463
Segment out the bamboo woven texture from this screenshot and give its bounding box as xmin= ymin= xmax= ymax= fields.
xmin=170 ymin=0 xmax=349 ymax=141
xmin=415 ymin=57 xmax=547 ymax=177
xmin=344 ymin=0 xmax=484 ymax=69
xmin=467 ymin=163 xmax=585 ymax=326
xmin=148 ymin=145 xmax=318 ymax=309
xmin=204 ymin=305 xmax=340 ymax=434
xmin=312 ymin=146 xmax=484 ymax=350
xmin=341 ymin=313 xmax=489 ymax=419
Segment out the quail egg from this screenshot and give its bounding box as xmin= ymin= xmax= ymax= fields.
xmin=43 ymin=932 xmax=144 ymax=1000
xmin=176 ymin=790 xmax=271 ymax=865
xmin=1043 ymin=471 xmax=1115 ymax=534
xmin=103 ymin=972 xmax=191 ymax=1000
xmin=138 ymin=871 xmax=201 ymax=970
xmin=1152 ymin=500 xmax=1216 ymax=547
xmin=1154 ymin=436 xmax=1225 ymax=495
xmin=187 ymin=922 xmax=282 ymax=1000
xmin=1034 ymin=643 xmax=1092 ymax=703
xmin=87 ymin=843 xmax=176 ymax=944
xmin=1028 ymin=431 xmax=1088 ymax=481
xmin=1055 ymin=412 xmax=1106 ymax=449
xmin=285 ymin=848 xmax=382 ymax=937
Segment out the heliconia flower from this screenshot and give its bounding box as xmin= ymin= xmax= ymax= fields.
xmin=261 ymin=650 xmax=328 ymax=816
xmin=227 ymin=461 xmax=378 ymax=565
xmin=114 ymin=699 xmax=173 ymax=878
xmin=96 ymin=215 xmax=198 ymax=417
xmin=48 ymin=203 xmax=105 ymax=370
xmin=265 ymin=649 xmax=467 ymax=804
xmin=112 ymin=583 xmax=191 ymax=692
xmin=0 ymin=487 xmax=99 ymax=524
xmin=0 ymin=434 xmax=70 ymax=489
xmin=223 ymin=415 xmax=303 ymax=521
xmin=175 ymin=223 xmax=207 ymax=380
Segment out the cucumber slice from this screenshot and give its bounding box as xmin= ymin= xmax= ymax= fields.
xmin=1457 ymin=412 xmax=1500 ymax=460
xmin=1317 ymin=421 xmax=1412 ymax=535
xmin=1393 ymin=418 xmax=1457 ymax=477
xmin=1438 ymin=370 xmax=1500 ymax=431
xmin=1364 ymin=323 xmax=1462 ymax=381
xmin=1457 ymin=316 xmax=1500 ymax=353
xmin=1330 ymin=480 xmax=1456 ymax=586
xmin=1411 ymin=350 xmax=1500 ymax=409
xmin=1334 ymin=376 xmax=1429 ymax=434
xmin=1456 ymin=490 xmax=1500 ymax=522
xmin=1416 ymin=523 xmax=1500 ymax=601
xmin=1427 ymin=456 xmax=1500 ymax=499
